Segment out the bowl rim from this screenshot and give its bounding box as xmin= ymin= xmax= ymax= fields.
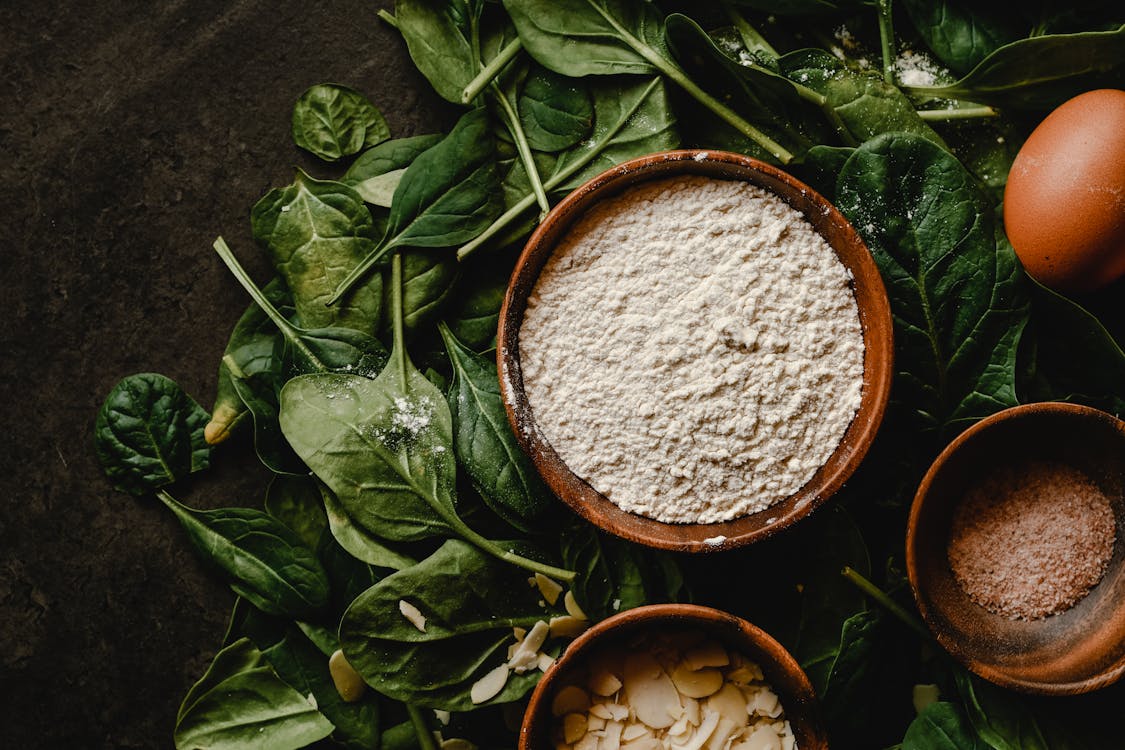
xmin=497 ymin=148 xmax=893 ymax=552
xmin=906 ymin=400 xmax=1125 ymax=694
xmin=517 ymin=603 xmax=828 ymax=750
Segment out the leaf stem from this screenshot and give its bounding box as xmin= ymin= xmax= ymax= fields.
xmin=876 ymin=0 xmax=896 ymax=84
xmin=492 ymin=83 xmax=551 ymax=216
xmin=212 ymin=237 xmax=324 ymax=371
xmin=462 ymin=37 xmax=523 ymax=104
xmin=450 ymin=515 xmax=576 ymax=581
xmin=841 ymin=566 xmax=931 ymax=640
xmin=377 ymin=9 xmax=399 ymax=30
xmin=390 ymin=252 xmax=406 ymax=382
xmin=406 ymin=704 xmax=439 ymax=750
xmin=721 ymin=1 xmax=778 ymax=59
xmin=916 ymin=105 xmax=998 ymax=121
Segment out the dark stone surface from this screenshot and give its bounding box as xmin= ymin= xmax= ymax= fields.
xmin=0 ymin=2 xmax=447 ymax=746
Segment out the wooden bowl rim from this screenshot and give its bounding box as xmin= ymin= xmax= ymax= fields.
xmin=906 ymin=400 xmax=1125 ymax=695
xmin=518 ymin=603 xmax=828 ymax=750
xmin=498 ymin=149 xmax=893 ymax=552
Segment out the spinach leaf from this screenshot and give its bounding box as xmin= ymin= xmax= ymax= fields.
xmin=95 ymin=373 xmax=211 ymax=496
xmin=264 ymin=475 xmax=329 ymax=551
xmin=561 ymin=524 xmax=684 ymax=621
xmin=393 ymin=0 xmax=479 ymax=103
xmin=503 ymin=0 xmax=795 ymax=162
xmin=385 ymin=249 xmax=461 ymax=338
xmin=319 ymin=483 xmax=417 ymax=571
xmin=227 ymin=364 xmax=306 ymax=475
xmin=835 ymin=133 xmax=1029 ymax=433
xmin=205 ymin=281 xmax=290 ymax=446
xmin=251 ymin=170 xmax=381 ymax=332
xmin=459 ymin=75 xmax=678 ymax=259
xmin=1018 ymin=275 xmax=1125 ymax=415
xmin=517 ymin=65 xmax=594 ymax=152
xmin=953 ymin=671 xmax=1049 ymax=750
xmin=903 ymin=702 xmax=986 ymax=750
xmin=439 ymin=323 xmax=555 ymax=532
xmin=779 ymin=49 xmax=947 ymax=149
xmin=443 ymin=261 xmax=508 ymax=352
xmin=291 ymin=84 xmax=390 ymax=162
xmin=900 ymin=1 xmax=1019 ymax=75
xmin=792 ymin=506 xmax=871 ymax=691
xmin=330 ymin=108 xmax=504 ymax=304
xmin=339 ymin=539 xmax=547 ymax=710
xmin=818 ymin=609 xmax=883 ymax=742
xmin=175 ymin=637 xmax=334 ymax=750
xmin=665 ymin=13 xmax=828 ymax=162
xmin=157 ymin=491 xmax=330 ymax=618
xmin=343 ymin=134 xmax=444 ymax=207
xmin=904 ymin=25 xmax=1125 ymax=109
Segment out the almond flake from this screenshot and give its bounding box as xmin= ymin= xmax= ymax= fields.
xmin=470 ymin=663 xmax=510 ymax=705
xmin=552 ymin=685 xmax=592 ymax=716
xmin=590 ymin=703 xmax=614 ymax=720
xmin=564 ymin=590 xmax=589 ymax=620
xmin=670 ymin=664 xmax=723 ymax=699
xmin=705 ymin=684 xmax=747 ymax=725
xmin=328 ymin=649 xmax=366 ymax=703
xmin=398 ymin=600 xmax=426 ymax=632
xmin=684 ymin=643 xmax=729 ymax=670
xmin=536 ymin=573 xmax=565 ymax=605
xmin=602 ymin=720 xmax=625 ymax=750
xmin=589 ymin=669 xmax=624 ymax=697
xmin=539 ymin=653 xmax=557 ymax=672
xmin=622 ymin=724 xmax=648 ymax=742
xmin=623 ymin=653 xmax=681 ymax=729
xmin=551 ymin=615 xmax=590 ymax=639
xmin=564 ymin=713 xmax=589 ymax=744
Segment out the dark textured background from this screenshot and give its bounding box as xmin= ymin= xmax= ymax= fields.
xmin=0 ymin=2 xmax=449 ymax=746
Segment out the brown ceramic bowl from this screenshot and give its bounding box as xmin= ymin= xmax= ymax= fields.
xmin=907 ymin=402 xmax=1125 ymax=694
xmin=498 ymin=149 xmax=893 ymax=552
xmin=519 ymin=604 xmax=828 ymax=750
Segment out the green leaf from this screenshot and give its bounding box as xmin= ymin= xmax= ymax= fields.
xmin=443 ymin=261 xmax=508 ymax=352
xmin=954 ymin=671 xmax=1049 ymax=750
xmin=561 ymin=524 xmax=685 ymax=621
xmin=393 ymin=0 xmax=478 ymax=103
xmin=384 ymin=249 xmax=462 ymax=338
xmin=291 ymin=84 xmax=390 ymax=161
xmin=174 ymin=638 xmax=334 ymax=750
xmin=517 ymin=66 xmax=594 ymax=152
xmin=905 ymin=25 xmax=1125 ymax=109
xmin=251 ymin=171 xmax=381 ymax=332
xmin=819 ymin=609 xmax=883 ymax=740
xmin=903 ymin=702 xmax=986 ymax=750
xmin=95 ymin=373 xmax=211 ymax=495
xmin=158 ymin=492 xmax=330 ymax=618
xmin=779 ymin=49 xmax=947 ymax=149
xmin=503 ymin=0 xmax=666 ymax=77
xmin=339 ymin=540 xmax=547 ymax=710
xmin=835 ymin=133 xmax=1029 ymax=433
xmin=439 ymin=323 xmax=555 ymax=532
xmin=900 ymin=1 xmax=1019 ymax=75
xmin=343 ymin=134 xmax=444 ymax=206
xmin=264 ymin=475 xmax=329 ymax=551
xmin=319 ymin=483 xmax=417 ymax=571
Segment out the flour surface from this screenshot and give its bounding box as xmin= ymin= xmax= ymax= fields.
xmin=519 ymin=176 xmax=864 ymax=524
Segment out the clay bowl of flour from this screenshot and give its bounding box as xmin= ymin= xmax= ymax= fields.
xmin=519 ymin=604 xmax=828 ymax=750
xmin=907 ymin=402 xmax=1125 ymax=694
xmin=498 ymin=150 xmax=892 ymax=552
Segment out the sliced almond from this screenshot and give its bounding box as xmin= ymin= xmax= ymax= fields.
xmin=670 ymin=709 xmax=719 ymax=750
xmin=510 ymin=620 xmax=551 ymax=673
xmin=536 ymin=573 xmax=565 ymax=606
xmin=590 ymin=703 xmax=614 ymax=721
xmin=552 ymin=685 xmax=592 ymax=716
xmin=682 ymin=698 xmax=700 ymax=727
xmin=622 ymin=737 xmax=661 ymax=750
xmin=550 ymin=615 xmax=590 ymax=639
xmin=705 ymin=684 xmax=748 ymax=725
xmin=743 ymin=687 xmax=781 ymax=719
xmin=574 ymin=732 xmax=600 ymax=750
xmin=440 ymin=740 xmax=476 ymax=750
xmin=564 ymin=713 xmax=589 ymax=744
xmin=623 ymin=653 xmax=681 ymax=729
xmin=621 ymin=724 xmax=648 ymax=742
xmin=670 ymin=664 xmax=723 ymax=699
xmin=564 ymin=590 xmax=589 ymax=620
xmin=538 ymin=653 xmax=557 ymax=672
xmin=733 ymin=726 xmax=781 ymax=750
xmin=514 ymin=627 xmax=528 ymax=641
xmin=589 ymin=668 xmax=624 ymax=697
xmin=602 ymin=720 xmax=624 ymax=750
xmin=398 ymin=600 xmax=426 ymax=632
xmin=470 ymin=663 xmax=510 ymax=704
xmin=605 ymin=703 xmax=629 ymax=722
xmin=328 ymin=649 xmax=366 ymax=703
xmin=703 ymin=717 xmax=738 ymax=750
xmin=587 ymin=715 xmax=607 ymax=732
xmin=684 ymin=642 xmax=729 ymax=670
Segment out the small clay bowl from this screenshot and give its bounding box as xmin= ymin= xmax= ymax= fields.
xmin=519 ymin=604 xmax=828 ymax=750
xmin=498 ymin=149 xmax=893 ymax=552
xmin=907 ymin=402 xmax=1125 ymax=695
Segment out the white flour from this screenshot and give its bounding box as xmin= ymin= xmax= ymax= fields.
xmin=519 ymin=176 xmax=864 ymax=524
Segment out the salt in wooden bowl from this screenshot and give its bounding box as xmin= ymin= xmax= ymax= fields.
xmin=497 ymin=149 xmax=893 ymax=552
xmin=907 ymin=402 xmax=1125 ymax=694
xmin=519 ymin=603 xmax=828 ymax=750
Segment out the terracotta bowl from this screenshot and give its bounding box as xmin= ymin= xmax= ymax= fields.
xmin=907 ymin=402 xmax=1125 ymax=694
xmin=498 ymin=149 xmax=893 ymax=552
xmin=519 ymin=604 xmax=828 ymax=750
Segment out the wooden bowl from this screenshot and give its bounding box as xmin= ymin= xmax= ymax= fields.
xmin=498 ymin=150 xmax=893 ymax=551
xmin=518 ymin=604 xmax=828 ymax=750
xmin=906 ymin=402 xmax=1125 ymax=694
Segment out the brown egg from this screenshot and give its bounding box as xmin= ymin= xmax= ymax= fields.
xmin=1003 ymin=89 xmax=1125 ymax=293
